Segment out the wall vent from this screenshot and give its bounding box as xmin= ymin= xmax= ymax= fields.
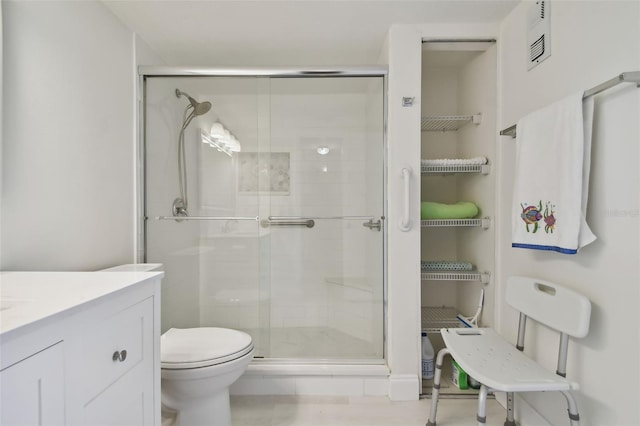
xmin=530 ymin=35 xmax=545 ymax=62
xmin=527 ymin=1 xmax=551 ymax=70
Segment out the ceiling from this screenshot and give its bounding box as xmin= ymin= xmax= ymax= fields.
xmin=103 ymin=0 xmax=519 ymax=66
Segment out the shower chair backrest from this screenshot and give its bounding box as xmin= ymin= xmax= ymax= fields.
xmin=506 ymin=276 xmax=591 ymax=339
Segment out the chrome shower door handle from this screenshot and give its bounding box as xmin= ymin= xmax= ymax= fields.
xmin=362 ymin=219 xmax=382 ymax=231
xmin=261 ymin=219 xmax=315 ymax=228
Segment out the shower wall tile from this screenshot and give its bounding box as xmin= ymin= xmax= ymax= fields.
xmin=270 ymin=303 xmax=329 ymax=328
xmin=297 ymin=169 xmax=344 ymax=184
xmin=199 ymin=304 xmax=260 ymax=330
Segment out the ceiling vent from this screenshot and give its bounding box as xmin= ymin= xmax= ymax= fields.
xmin=527 ymin=1 xmax=551 ymax=70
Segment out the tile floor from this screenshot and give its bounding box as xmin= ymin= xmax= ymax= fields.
xmin=230 ymin=395 xmax=506 ymax=426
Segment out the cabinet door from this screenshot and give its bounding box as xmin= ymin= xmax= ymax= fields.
xmin=81 ymin=297 xmax=155 ymax=426
xmin=0 ymin=342 xmax=65 ymax=426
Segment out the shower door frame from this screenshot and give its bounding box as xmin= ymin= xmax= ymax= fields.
xmin=136 ymin=66 xmax=389 ymax=363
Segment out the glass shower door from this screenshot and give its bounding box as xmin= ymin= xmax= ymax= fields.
xmin=143 ymin=72 xmax=385 ymax=362
xmin=261 ymin=77 xmax=385 ymax=360
xmin=144 ymin=76 xmax=269 ymax=354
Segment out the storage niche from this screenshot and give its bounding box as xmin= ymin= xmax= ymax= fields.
xmin=419 ymin=41 xmax=497 ymax=396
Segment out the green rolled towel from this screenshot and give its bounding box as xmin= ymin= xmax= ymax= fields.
xmin=421 ymin=201 xmax=479 ymax=220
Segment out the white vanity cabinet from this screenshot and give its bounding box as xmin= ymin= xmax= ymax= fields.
xmin=0 ymin=271 xmax=163 ymax=426
xmin=0 ymin=342 xmax=65 ymax=425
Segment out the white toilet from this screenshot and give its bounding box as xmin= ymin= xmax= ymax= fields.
xmin=99 ymin=264 xmax=253 ymax=426
xmin=160 ymin=327 xmax=254 ymax=426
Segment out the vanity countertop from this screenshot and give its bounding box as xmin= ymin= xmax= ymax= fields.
xmin=0 ymin=271 xmax=163 ymax=339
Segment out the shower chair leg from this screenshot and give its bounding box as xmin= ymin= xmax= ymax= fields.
xmin=426 ymin=348 xmax=450 ymax=426
xmin=476 ymin=384 xmax=490 ymax=426
xmin=504 ymin=392 xmax=516 ymax=426
xmin=561 ymin=390 xmax=581 ymax=426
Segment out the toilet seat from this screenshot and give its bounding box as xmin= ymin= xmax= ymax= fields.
xmin=161 ymin=327 xmax=254 ymax=370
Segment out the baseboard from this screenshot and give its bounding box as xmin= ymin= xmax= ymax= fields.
xmin=231 ymin=374 xmax=390 ymax=397
xmin=388 ymin=374 xmax=420 ymax=401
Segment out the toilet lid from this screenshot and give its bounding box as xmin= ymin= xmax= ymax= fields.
xmin=161 ymin=327 xmax=253 ymax=369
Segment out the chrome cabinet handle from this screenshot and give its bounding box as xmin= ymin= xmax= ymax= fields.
xmin=112 ymin=350 xmax=127 ymax=362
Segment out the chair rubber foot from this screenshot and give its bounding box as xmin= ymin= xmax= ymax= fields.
xmin=426 ymin=421 xmax=436 ymax=426
xmin=504 ymin=420 xmax=516 ymax=426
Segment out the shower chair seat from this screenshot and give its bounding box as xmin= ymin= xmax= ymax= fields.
xmin=426 ymin=276 xmax=591 ymax=426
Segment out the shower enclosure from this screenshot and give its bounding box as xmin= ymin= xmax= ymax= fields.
xmin=140 ymin=68 xmax=386 ymax=363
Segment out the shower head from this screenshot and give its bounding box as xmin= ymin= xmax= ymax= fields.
xmin=175 ymin=89 xmax=212 ymax=116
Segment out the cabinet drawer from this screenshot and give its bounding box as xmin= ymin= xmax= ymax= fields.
xmin=81 ymin=297 xmax=153 ymax=402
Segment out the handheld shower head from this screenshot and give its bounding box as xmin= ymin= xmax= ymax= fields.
xmin=173 ymin=88 xmax=213 ymax=217
xmin=175 ymin=89 xmax=212 ymax=116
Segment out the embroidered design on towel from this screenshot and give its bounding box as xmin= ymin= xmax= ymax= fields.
xmin=543 ymin=202 xmax=556 ymax=233
xmin=520 ymin=201 xmax=543 ymax=233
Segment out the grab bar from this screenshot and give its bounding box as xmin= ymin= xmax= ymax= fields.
xmin=154 ymin=216 xmax=259 ymax=221
xmin=399 ymin=167 xmax=411 ymax=231
xmin=261 ymin=219 xmax=315 ymax=228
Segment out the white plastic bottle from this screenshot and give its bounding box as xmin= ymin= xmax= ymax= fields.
xmin=421 ymin=331 xmax=435 ymax=380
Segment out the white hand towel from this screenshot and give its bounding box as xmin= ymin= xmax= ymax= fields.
xmin=511 ymin=92 xmax=596 ymax=254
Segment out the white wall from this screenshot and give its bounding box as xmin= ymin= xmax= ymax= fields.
xmin=1 ymin=1 xmax=138 ymax=270
xmin=497 ymin=1 xmax=640 ymax=424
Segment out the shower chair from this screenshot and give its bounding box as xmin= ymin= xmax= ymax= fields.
xmin=427 ymin=276 xmax=592 ymax=426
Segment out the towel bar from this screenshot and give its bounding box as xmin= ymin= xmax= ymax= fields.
xmin=500 ymin=70 xmax=640 ymax=138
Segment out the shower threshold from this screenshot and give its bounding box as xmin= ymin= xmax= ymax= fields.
xmin=246 ymin=362 xmax=389 ymax=377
